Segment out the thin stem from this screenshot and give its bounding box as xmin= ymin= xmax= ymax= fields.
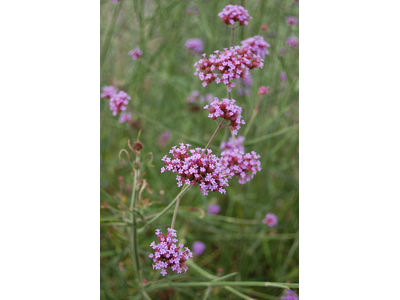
xmin=205 ymin=120 xmax=223 ymax=150
xmin=243 ymin=95 xmax=263 ymax=138
xmin=230 ymin=26 xmax=235 ymax=47
xmin=146 ymin=281 xmax=299 ymax=291
xmin=170 ymin=191 xmax=183 ymax=229
xmin=137 ymin=185 xmax=191 ymax=233
xmin=130 ymin=154 xmax=141 ymax=287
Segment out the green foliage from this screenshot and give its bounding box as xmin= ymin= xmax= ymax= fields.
xmin=101 ymin=0 xmax=299 ymax=299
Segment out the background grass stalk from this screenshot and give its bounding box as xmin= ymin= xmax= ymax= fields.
xmin=243 ymin=95 xmax=263 ymax=138
xmin=130 ymin=154 xmax=142 ymax=288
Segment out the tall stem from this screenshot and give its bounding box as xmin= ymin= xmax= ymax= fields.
xmin=130 ymin=154 xmax=141 ymax=287
xmin=230 ymin=26 xmax=235 ymax=47
xmin=205 ymin=120 xmax=223 ymax=150
xmin=243 ymin=95 xmax=263 ymax=138
xmin=170 ymin=192 xmax=183 ymax=229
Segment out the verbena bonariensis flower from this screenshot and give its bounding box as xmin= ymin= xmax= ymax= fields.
xmin=193 ymin=46 xmax=264 ymax=92
xmin=220 ymin=136 xmax=245 ymax=152
xmin=285 ymin=16 xmax=299 ymax=26
xmin=280 ymin=72 xmax=287 ymax=82
xmin=185 ymin=38 xmax=204 ymax=55
xmin=258 ymin=86 xmax=269 ymax=95
xmin=218 ymin=4 xmax=252 ymax=26
xmin=263 ymin=213 xmax=278 ymax=227
xmin=149 ymin=228 xmax=193 ymax=276
xmin=241 ymin=35 xmax=270 ymax=59
xmin=237 ymin=73 xmax=252 ymax=96
xmin=280 ymin=289 xmax=299 ymax=300
xmin=187 ymin=91 xmax=214 ymax=104
xmin=129 ymin=47 xmax=142 ymax=60
xmin=157 ymin=130 xmax=171 ymax=147
xmin=161 ymin=144 xmax=229 ymax=196
xmin=204 ymin=98 xmax=245 ymax=135
xmin=261 ymin=23 xmax=268 ymax=31
xmin=220 ymin=149 xmax=261 ymax=184
xmin=208 ymin=204 xmax=221 ymax=214
xmin=109 ymin=91 xmax=131 ymax=116
xmin=101 ymin=85 xmax=118 ymax=99
xmin=192 ymin=241 xmax=206 ymax=256
xmin=118 ymin=112 xmax=131 ymax=123
xmin=286 ymin=37 xmax=299 ymax=49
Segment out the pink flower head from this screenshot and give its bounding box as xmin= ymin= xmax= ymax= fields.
xmin=129 ymin=47 xmax=142 ymax=60
xmin=192 ymin=241 xmax=206 ymax=256
xmin=149 ymin=228 xmax=192 ymax=276
xmin=285 ymin=16 xmax=299 ymax=27
xmin=207 ymin=204 xmax=221 ymax=215
xmin=281 ymin=289 xmax=299 ymax=300
xmin=185 ymin=38 xmax=204 ymax=55
xmin=161 ymin=144 xmax=229 ymax=196
xmin=204 ymin=98 xmax=245 ymax=135
xmin=261 ymin=23 xmax=268 ymax=31
xmin=280 ymin=72 xmax=287 ymax=82
xmin=258 ymin=86 xmax=269 ymax=95
xmin=101 ymin=85 xmax=118 ymax=99
xmin=193 ymin=45 xmax=263 ymax=92
xmin=220 ymin=149 xmax=261 ymax=184
xmin=118 ymin=112 xmax=131 ymax=123
xmin=241 ymin=36 xmax=270 ymax=59
xmin=157 ymin=130 xmax=171 ymax=147
xmin=220 ymin=136 xmax=245 ymax=152
xmin=109 ymin=91 xmax=131 ymax=116
xmin=218 ymin=4 xmax=252 ymax=26
xmin=286 ymin=37 xmax=299 ymax=49
xmin=263 ymin=213 xmax=278 ymax=227
xmin=111 ymin=0 xmax=119 ymax=3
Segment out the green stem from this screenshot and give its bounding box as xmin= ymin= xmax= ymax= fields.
xmin=130 ymin=155 xmax=141 ymax=287
xmin=205 ymin=120 xmax=223 ymax=150
xmin=170 ymin=192 xmax=182 ymax=229
xmin=230 ymin=26 xmax=235 ymax=47
xmin=137 ymin=185 xmax=191 ymax=233
xmin=146 ymin=281 xmax=299 ymax=291
xmin=243 ymin=95 xmax=263 ymax=138
xmin=100 ymin=3 xmax=121 ymax=70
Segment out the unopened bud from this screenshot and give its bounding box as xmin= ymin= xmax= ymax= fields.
xmin=261 ymin=23 xmax=268 ymax=31
xmin=133 ymin=141 xmax=143 ymax=150
xmin=258 ymin=86 xmax=269 ymax=95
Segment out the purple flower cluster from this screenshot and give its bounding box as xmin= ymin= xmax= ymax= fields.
xmin=263 ymin=213 xmax=278 ymax=227
xmin=281 ymin=289 xmax=299 ymax=300
xmin=218 ymin=4 xmax=252 ymax=26
xmin=193 ymin=46 xmax=264 ymax=92
xmin=220 ymin=149 xmax=261 ymax=184
xmin=118 ymin=112 xmax=131 ymax=123
xmin=185 ymin=38 xmax=204 ymax=55
xmin=109 ymin=91 xmax=131 ymax=116
xmin=285 ymin=16 xmax=299 ymax=26
xmin=149 ymin=228 xmax=192 ymax=276
xmin=161 ymin=144 xmax=229 ymax=196
xmin=100 ymin=85 xmax=118 ymax=99
xmin=280 ymin=72 xmax=288 ymax=82
xmin=204 ymin=98 xmax=245 ymax=135
xmin=241 ymin=35 xmax=270 ymax=59
xmin=187 ymin=91 xmax=214 ymax=104
xmin=208 ymin=204 xmax=221 ymax=215
xmin=220 ymin=136 xmax=245 ymax=152
xmin=157 ymin=130 xmax=171 ymax=147
xmin=129 ymin=47 xmax=142 ymax=60
xmin=237 ymin=73 xmax=252 ymax=96
xmin=192 ymin=241 xmax=206 ymax=256
xmin=286 ymin=37 xmax=299 ymax=49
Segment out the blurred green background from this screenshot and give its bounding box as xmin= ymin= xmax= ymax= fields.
xmin=100 ymin=0 xmax=299 ymax=299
